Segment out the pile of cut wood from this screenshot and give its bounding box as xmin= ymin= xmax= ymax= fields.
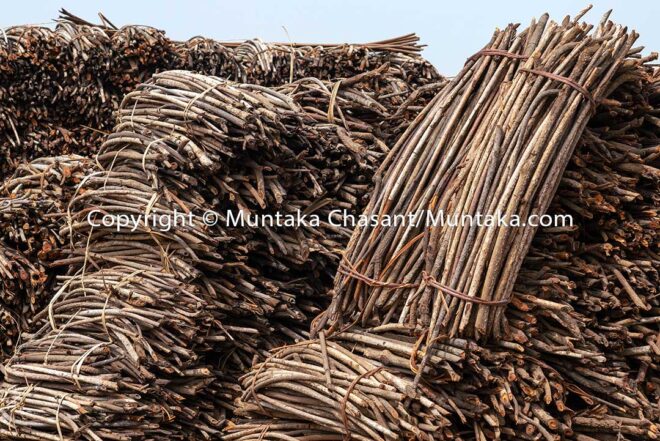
xmin=0 ymin=7 xmax=657 ymax=441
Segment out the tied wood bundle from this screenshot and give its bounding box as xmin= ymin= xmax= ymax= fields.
xmin=0 ymin=157 xmax=95 ymax=358
xmin=229 ymin=320 xmax=658 ymax=441
xmin=229 ymin=327 xmax=578 ymax=441
xmin=317 ymin=10 xmax=637 ymax=343
xmin=515 ymin=63 xmax=660 ymax=352
xmin=0 ymin=74 xmax=238 ymax=439
xmin=0 ymin=66 xmax=446 ymax=367
xmin=0 ymin=69 xmax=434 ymax=439
xmin=0 ymin=10 xmax=440 ymax=179
xmin=231 ymin=9 xmax=659 ymax=441
xmin=229 ymin=328 xmax=482 ymax=441
xmin=92 ymin=72 xmax=395 ymax=325
xmin=503 ymin=61 xmax=660 ymax=437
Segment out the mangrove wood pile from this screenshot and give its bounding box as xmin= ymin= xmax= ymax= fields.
xmin=0 ymin=65 xmax=449 ymax=438
xmin=0 ymin=6 xmax=658 ymax=441
xmin=230 ymin=9 xmax=660 ymax=441
xmin=0 ymin=11 xmax=444 ymax=363
xmin=0 ymin=10 xmax=440 ymax=179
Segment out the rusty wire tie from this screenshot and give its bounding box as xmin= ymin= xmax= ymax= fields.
xmin=520 ymin=67 xmax=597 ymax=110
xmin=469 ymin=48 xmax=530 ymax=61
xmin=338 ymin=258 xmax=511 ymax=306
xmin=469 ymin=49 xmax=597 ymax=110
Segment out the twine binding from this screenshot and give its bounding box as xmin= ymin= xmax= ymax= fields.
xmin=338 ymin=258 xmax=511 ymax=306
xmin=520 ymin=67 xmax=597 ymax=109
xmin=469 ymin=49 xmax=597 ymax=110
xmin=470 ymin=48 xmax=530 ymax=60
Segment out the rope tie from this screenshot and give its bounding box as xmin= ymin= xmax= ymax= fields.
xmin=469 ymin=50 xmax=597 ymax=110
xmin=338 ymin=257 xmax=511 ymax=306
xmin=420 ymin=271 xmax=510 ymax=305
xmin=470 ymin=49 xmax=530 ymax=61
xmin=338 ymin=258 xmax=418 ymax=290
xmin=520 ymin=67 xmax=597 ymax=110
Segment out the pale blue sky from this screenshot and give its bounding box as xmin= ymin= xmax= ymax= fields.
xmin=3 ymin=1 xmax=658 ymax=75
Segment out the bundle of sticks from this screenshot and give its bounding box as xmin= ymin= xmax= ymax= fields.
xmin=0 ymin=53 xmax=445 ymax=360
xmin=230 ymin=316 xmax=658 ymax=440
xmin=0 ymin=67 xmax=447 ymax=439
xmin=1 ymin=6 xmax=657 ymax=441
xmin=318 ymin=10 xmax=637 ymax=341
xmin=503 ymin=57 xmax=660 ymax=438
xmin=231 ymin=9 xmax=660 ymax=441
xmin=230 ymin=329 xmax=475 ymax=441
xmin=0 ymin=11 xmax=440 ymax=179
xmin=0 ymin=156 xmax=95 ymax=358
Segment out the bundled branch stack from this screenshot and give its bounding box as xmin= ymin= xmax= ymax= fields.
xmin=320 ymin=12 xmax=635 ymax=342
xmin=230 ymin=327 xmax=491 ymax=441
xmin=0 ymin=15 xmax=442 ymax=352
xmin=0 ymin=74 xmax=233 ymax=439
xmin=231 ymin=322 xmax=659 ymax=440
xmin=0 ymin=9 xmax=446 ymax=360
xmin=0 ymin=156 xmax=94 ymax=358
xmin=231 ymin=10 xmax=660 ymax=441
xmin=0 ymin=63 xmax=444 ymax=365
xmin=505 ymin=60 xmax=660 ymax=438
xmin=0 ymin=7 xmax=657 ymax=441
xmin=0 ymin=11 xmax=440 ymax=178
xmin=0 ymin=67 xmax=444 ymax=439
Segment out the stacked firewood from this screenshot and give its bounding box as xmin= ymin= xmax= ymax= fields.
xmin=230 ymin=9 xmax=660 ymax=441
xmin=0 ymin=18 xmax=440 ymax=356
xmin=0 ymin=156 xmax=95 ymax=358
xmin=0 ymin=8 xmax=444 ymax=368
xmin=313 ymin=12 xmax=639 ymax=343
xmin=0 ymin=11 xmax=440 ymax=179
xmin=506 ymin=58 xmax=660 ymax=438
xmin=0 ymin=64 xmax=445 ymax=365
xmin=0 ymin=7 xmax=657 ymax=441
xmin=0 ymin=68 xmax=447 ymax=439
